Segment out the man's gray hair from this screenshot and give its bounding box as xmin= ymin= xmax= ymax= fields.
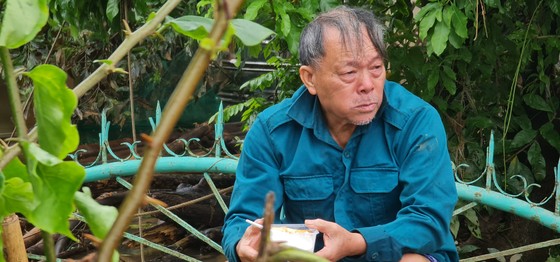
xmin=299 ymin=6 xmax=387 ymax=67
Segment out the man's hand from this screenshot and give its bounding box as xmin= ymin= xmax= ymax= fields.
xmin=305 ymin=218 xmax=366 ymax=261
xmin=235 ymin=219 xmax=263 ymax=262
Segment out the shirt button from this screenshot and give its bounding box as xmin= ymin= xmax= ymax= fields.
xmin=344 ymin=151 xmax=351 ymax=158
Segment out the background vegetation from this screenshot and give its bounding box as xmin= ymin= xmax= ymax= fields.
xmin=3 ymin=0 xmax=560 ymax=260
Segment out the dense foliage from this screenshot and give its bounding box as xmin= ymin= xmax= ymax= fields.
xmin=2 ymin=0 xmax=559 ymax=260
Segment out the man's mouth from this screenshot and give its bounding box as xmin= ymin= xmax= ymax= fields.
xmin=354 ymin=102 xmax=377 ymax=112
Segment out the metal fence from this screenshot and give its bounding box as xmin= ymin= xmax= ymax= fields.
xmin=69 ymin=103 xmax=560 ymax=261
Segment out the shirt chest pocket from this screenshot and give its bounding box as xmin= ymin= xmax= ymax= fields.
xmin=349 ymin=168 xmax=401 ymax=225
xmin=282 ymin=175 xmax=334 ymax=221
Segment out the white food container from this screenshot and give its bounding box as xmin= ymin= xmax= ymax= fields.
xmin=269 ymin=224 xmax=319 ymax=252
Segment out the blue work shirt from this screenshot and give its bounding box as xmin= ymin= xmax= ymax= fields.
xmin=222 ymin=81 xmax=459 ymax=262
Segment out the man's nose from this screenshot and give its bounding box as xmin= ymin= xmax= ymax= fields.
xmin=357 ymin=71 xmax=375 ymax=93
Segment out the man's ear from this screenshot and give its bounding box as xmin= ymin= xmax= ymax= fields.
xmin=299 ymin=65 xmax=317 ymax=95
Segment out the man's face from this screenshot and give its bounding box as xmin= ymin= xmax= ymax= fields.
xmin=300 ymin=26 xmax=386 ymax=129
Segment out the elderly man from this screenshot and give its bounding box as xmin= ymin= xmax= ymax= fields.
xmin=221 ymin=6 xmax=459 ymax=262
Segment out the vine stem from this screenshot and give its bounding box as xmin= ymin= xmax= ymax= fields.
xmin=96 ymin=0 xmax=245 ymax=260
xmin=1 ymin=47 xmax=28 ymax=139
xmin=0 ymin=0 xmax=183 ymax=170
xmin=501 ymin=0 xmax=543 ymax=181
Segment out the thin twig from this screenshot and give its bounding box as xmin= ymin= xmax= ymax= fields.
xmin=135 ymin=186 xmax=233 ymax=217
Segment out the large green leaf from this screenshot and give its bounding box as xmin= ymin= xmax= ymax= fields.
xmin=415 ymin=2 xmax=440 ymax=22
xmin=540 ymin=123 xmax=560 ymax=151
xmin=451 ymin=5 xmax=468 ymax=39
xmin=466 ymin=116 xmax=494 ymax=129
xmin=26 ymin=65 xmax=79 ymax=159
xmin=0 ymin=150 xmax=35 ymax=217
xmin=419 ymin=8 xmax=439 ymax=40
xmin=510 ymin=129 xmax=537 ymax=149
xmin=28 ymin=161 xmax=85 ymax=240
xmin=1 ymin=151 xmax=28 ymax=181
xmin=528 ymin=142 xmax=546 ymax=182
xmin=523 ymin=93 xmax=554 ymax=112
xmin=231 ymin=19 xmax=275 ymax=46
xmin=431 ymin=22 xmax=450 ymax=56
xmin=74 ymin=188 xmax=118 ymax=239
xmin=167 ymin=16 xmax=213 ymax=40
xmin=168 ymin=16 xmax=274 ymax=47
xmin=106 ymin=0 xmax=120 ymax=22
xmin=506 ymin=156 xmax=534 ymax=195
xmin=1 ymin=177 xmax=35 ymax=217
xmin=0 ymin=0 xmax=48 ymax=48
xmin=74 ymin=188 xmax=120 ymax=261
xmin=244 ymin=0 xmax=268 ymax=20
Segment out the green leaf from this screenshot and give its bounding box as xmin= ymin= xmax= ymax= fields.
xmin=510 ymin=129 xmax=537 ymax=148
xmin=448 ymin=30 xmax=464 ymax=49
xmin=506 ymin=156 xmax=534 ymax=194
xmin=431 ymin=21 xmax=450 ymax=56
xmin=485 ymin=0 xmax=501 ymax=8
xmin=523 ymin=93 xmax=553 ymax=112
xmin=540 ymin=123 xmax=560 ymax=151
xmin=443 ymin=65 xmax=457 ymax=81
xmin=415 ymin=2 xmax=440 ymax=22
xmin=513 ymin=114 xmax=532 ymax=131
xmin=244 ymin=0 xmax=268 ymax=20
xmin=26 ymin=65 xmax=79 ymax=159
xmin=463 ymin=209 xmax=481 ymax=239
xmin=167 ymin=16 xmax=213 ymax=40
xmin=27 ymin=161 xmax=85 ymax=240
xmin=441 ymin=64 xmax=457 ymax=95
xmin=427 ymin=69 xmax=439 ymax=93
xmin=451 ymin=5 xmax=468 ymax=38
xmin=74 ymin=188 xmax=118 ymax=239
xmin=277 ymin=8 xmax=291 ymax=37
xmin=0 ymin=0 xmax=48 ymax=49
xmin=467 ymin=116 xmax=494 ymax=129
xmin=1 ymin=177 xmax=35 ymax=217
xmin=106 ymin=0 xmax=120 ymax=22
xmin=231 ymin=19 xmax=275 ymax=46
xmin=549 ymin=1 xmax=560 ymax=16
xmin=442 ymin=6 xmax=453 ymax=27
xmin=27 ymin=143 xmax=62 ymax=167
xmin=528 ymin=142 xmax=546 ymax=181
xmin=419 ymin=8 xmax=439 ymax=40
xmin=1 ymin=153 xmax=28 ymax=182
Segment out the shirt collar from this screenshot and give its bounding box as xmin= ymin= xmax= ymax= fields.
xmin=286 ymin=84 xmax=389 ymax=135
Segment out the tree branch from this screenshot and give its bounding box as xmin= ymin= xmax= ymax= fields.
xmin=96 ymin=0 xmax=245 ymax=260
xmin=0 ymin=0 xmax=183 ymax=170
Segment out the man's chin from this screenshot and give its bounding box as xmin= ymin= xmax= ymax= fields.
xmin=353 ymin=117 xmax=374 ymax=126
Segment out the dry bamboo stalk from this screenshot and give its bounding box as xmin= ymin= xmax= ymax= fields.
xmin=2 ymin=214 xmax=28 ymax=262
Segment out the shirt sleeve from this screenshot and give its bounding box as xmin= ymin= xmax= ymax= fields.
xmin=353 ymin=106 xmax=458 ymax=261
xmin=221 ymin=117 xmax=285 ymax=262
